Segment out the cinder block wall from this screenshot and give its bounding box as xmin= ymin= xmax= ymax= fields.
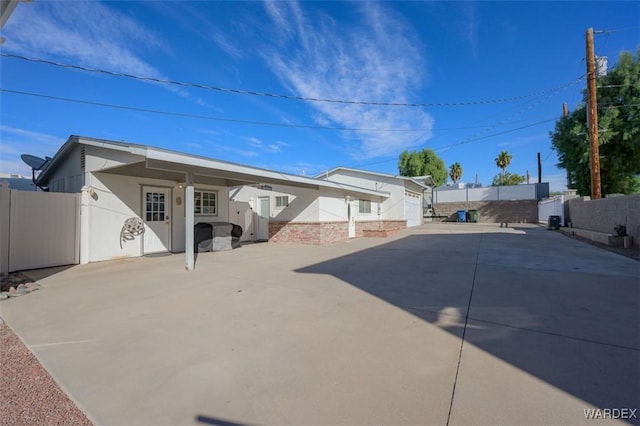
xmin=566 ymin=195 xmax=640 ymax=246
xmin=433 ymin=200 xmax=538 ymax=223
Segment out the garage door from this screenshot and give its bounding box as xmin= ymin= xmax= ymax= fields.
xmin=405 ymin=191 xmax=422 ymax=227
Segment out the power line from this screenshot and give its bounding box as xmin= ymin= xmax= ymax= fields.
xmin=0 ymin=52 xmax=585 ymax=108
xmin=0 ymin=88 xmax=409 ymax=131
xmin=598 ymin=103 xmax=640 ymax=110
xmin=0 ymin=87 xmax=563 ymax=133
xmin=349 ymin=118 xmax=558 ymax=169
xmin=433 ymin=118 xmax=557 ymax=152
xmin=606 ymin=26 xmax=640 ymax=33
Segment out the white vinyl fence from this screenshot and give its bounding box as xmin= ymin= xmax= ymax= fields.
xmin=538 ymin=196 xmax=564 ymax=225
xmin=434 ymin=184 xmax=542 ymax=203
xmin=1 ymin=181 xmax=80 ymax=274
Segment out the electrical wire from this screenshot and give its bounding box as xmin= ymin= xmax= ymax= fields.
xmin=0 ymin=87 xmax=417 ymax=132
xmin=0 ymin=87 xmax=565 ymax=133
xmin=348 ymin=118 xmax=558 ymax=169
xmin=432 ymin=118 xmax=558 ymax=151
xmin=0 ymin=52 xmax=585 ymax=108
xmin=1 ymin=86 xmax=558 ymax=166
xmin=598 ymin=103 xmax=640 ymax=110
xmin=605 ymin=26 xmax=640 ymax=33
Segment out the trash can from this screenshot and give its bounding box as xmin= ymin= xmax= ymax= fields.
xmin=467 ymin=209 xmax=478 ymax=223
xmin=457 ymin=210 xmax=467 ymax=223
xmin=548 ymin=215 xmax=560 ymax=230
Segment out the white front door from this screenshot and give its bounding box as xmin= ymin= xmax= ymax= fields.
xmin=347 ymin=200 xmax=356 ymax=238
xmin=257 ymin=196 xmax=270 ymax=241
xmin=143 ymin=187 xmax=171 ymax=254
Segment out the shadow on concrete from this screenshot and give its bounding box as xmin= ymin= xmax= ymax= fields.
xmin=295 ymin=227 xmax=640 ymax=417
xmin=19 ymin=265 xmax=76 ymax=283
xmin=195 ymin=415 xmax=256 ymax=426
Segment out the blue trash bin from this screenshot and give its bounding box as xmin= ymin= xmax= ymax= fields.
xmin=457 ymin=210 xmax=467 ymax=223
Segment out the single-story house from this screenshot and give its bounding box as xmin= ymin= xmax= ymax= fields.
xmin=316 ymin=167 xmax=432 ymax=228
xmin=229 ymin=168 xmax=432 ymax=243
xmin=34 ymin=135 xmax=390 ymax=270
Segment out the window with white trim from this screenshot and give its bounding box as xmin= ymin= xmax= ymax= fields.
xmin=195 ymin=190 xmax=217 ymax=215
xmin=275 ymin=196 xmax=289 ymax=208
xmin=359 ymin=199 xmax=372 ymax=214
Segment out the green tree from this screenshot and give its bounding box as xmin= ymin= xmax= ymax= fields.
xmin=551 ymin=50 xmax=640 ymax=195
xmin=398 ymin=149 xmax=447 ymax=186
xmin=494 ymin=151 xmax=512 ymax=185
xmin=449 ymin=162 xmax=463 ymax=184
xmin=491 ymin=172 xmax=526 ymax=186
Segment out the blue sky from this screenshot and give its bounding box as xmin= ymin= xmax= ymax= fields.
xmin=1 ymin=1 xmax=638 ymax=191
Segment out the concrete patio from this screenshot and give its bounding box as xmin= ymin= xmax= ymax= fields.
xmin=1 ymin=223 xmax=638 ymax=425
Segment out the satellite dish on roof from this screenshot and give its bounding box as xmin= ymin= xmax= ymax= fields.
xmin=21 ymin=154 xmax=47 ymax=170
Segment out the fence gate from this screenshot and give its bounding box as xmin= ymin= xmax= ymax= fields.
xmin=3 ymin=187 xmax=80 ymax=273
xmin=538 ymin=196 xmax=564 ymax=226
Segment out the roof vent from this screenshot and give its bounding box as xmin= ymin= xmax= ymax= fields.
xmin=80 ymin=146 xmax=86 ymax=169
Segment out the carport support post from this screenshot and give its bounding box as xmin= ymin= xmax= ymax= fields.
xmin=185 ymin=171 xmax=195 ymax=271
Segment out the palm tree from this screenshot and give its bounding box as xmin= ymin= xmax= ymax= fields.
xmin=495 ymin=151 xmax=512 ymax=185
xmin=449 ymin=162 xmax=463 ymax=184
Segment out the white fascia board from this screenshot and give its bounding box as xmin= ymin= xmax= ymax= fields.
xmin=79 ymin=137 xmax=147 ymax=157
xmin=145 ymin=148 xmax=389 ymax=198
xmin=317 ymin=166 xmax=430 ymax=190
xmin=38 ymin=135 xmax=388 ymax=199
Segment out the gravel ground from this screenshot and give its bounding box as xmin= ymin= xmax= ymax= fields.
xmin=0 ymin=319 xmax=93 ymax=426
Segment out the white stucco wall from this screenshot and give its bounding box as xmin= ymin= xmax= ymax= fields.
xmin=86 ymin=172 xmax=228 ymax=262
xmin=320 ymin=170 xmax=407 ymax=221
xmin=318 ymin=188 xmax=349 ymax=222
xmin=86 ymin=173 xmax=146 ymax=261
xmin=231 ymin=185 xmax=321 ymax=222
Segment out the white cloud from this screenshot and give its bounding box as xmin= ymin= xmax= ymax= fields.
xmin=4 ymin=1 xmax=163 ymax=76
xmin=245 ymin=137 xmax=264 ymax=148
xmin=460 ymin=2 xmax=479 ymax=58
xmin=0 ymin=126 xmax=65 ymax=175
xmin=2 ymin=1 xmax=198 ymax=100
xmin=261 ymin=1 xmax=434 ymax=160
xmin=244 ymin=137 xmax=290 ymax=154
xmin=0 ymin=126 xmax=62 ymax=146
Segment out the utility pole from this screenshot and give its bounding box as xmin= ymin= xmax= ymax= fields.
xmin=586 ymin=28 xmax=602 ymax=199
xmin=537 ymin=152 xmax=542 ymax=183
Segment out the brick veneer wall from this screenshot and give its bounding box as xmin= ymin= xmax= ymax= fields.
xmin=355 ymin=220 xmax=406 ymax=237
xmin=269 ymin=220 xmax=407 ymax=244
xmin=433 ymin=200 xmax=538 ymax=223
xmin=269 ymin=221 xmax=348 ymax=245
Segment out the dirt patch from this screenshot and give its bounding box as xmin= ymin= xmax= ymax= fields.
xmin=0 ymin=321 xmax=94 ymax=425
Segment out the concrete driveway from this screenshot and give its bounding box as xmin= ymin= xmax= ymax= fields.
xmin=1 ymin=223 xmax=638 ymax=426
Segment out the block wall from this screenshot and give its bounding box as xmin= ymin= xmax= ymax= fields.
xmin=433 ymin=200 xmax=538 ymax=223
xmin=565 ymin=195 xmax=639 ymax=247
